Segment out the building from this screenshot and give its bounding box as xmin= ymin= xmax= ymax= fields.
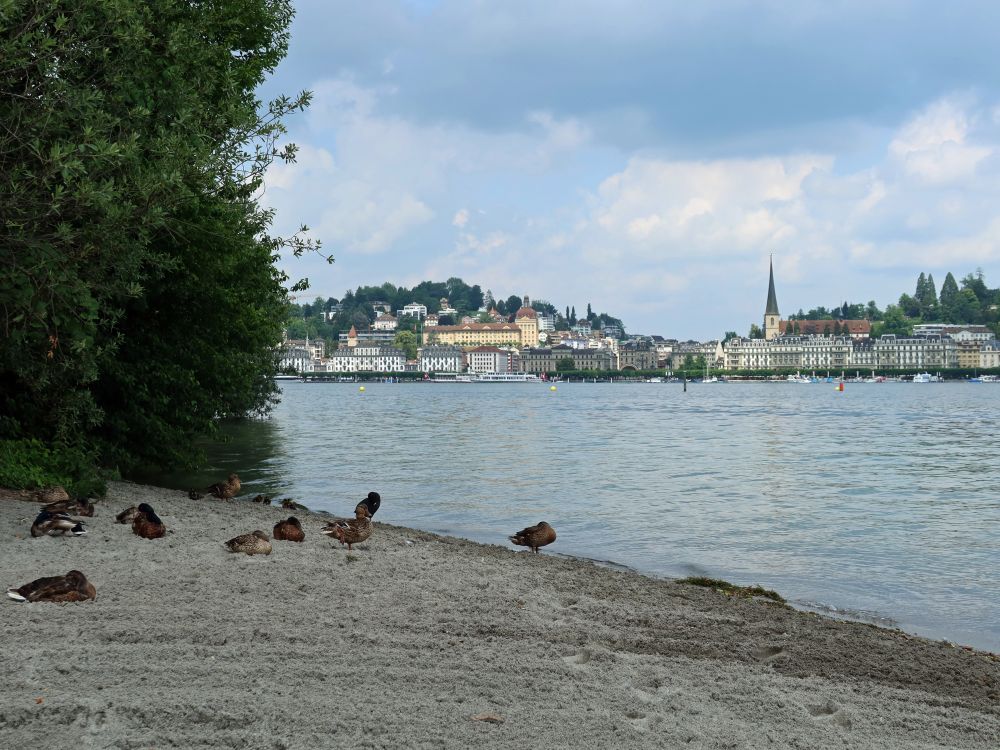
xmin=278 ymin=346 xmax=312 ymax=373
xmin=513 ymin=296 xmax=539 ymax=347
xmin=781 ymin=319 xmax=871 ymax=339
xmin=981 ymin=341 xmax=1000 ymax=369
xmin=284 ymin=337 xmax=324 ymax=360
xmin=617 ymin=342 xmax=658 ymax=370
xmin=339 ymin=326 xmax=397 ymax=348
xmin=418 ymin=345 xmax=464 ymax=373
xmin=764 ymin=256 xmax=781 ymax=340
xmin=912 ymin=324 xmax=995 ymax=343
xmin=423 ymin=322 xmax=523 ymax=348
xmin=373 ymin=312 xmax=398 ymax=331
xmin=537 ymin=313 xmax=556 ymax=334
xmin=519 ymin=346 xmax=615 ymax=373
xmin=466 ymin=346 xmax=513 ymax=374
xmin=956 ymin=340 xmax=982 ymax=369
xmin=424 ymin=314 xmax=439 ymax=327
xmin=329 ymin=345 xmax=405 ymax=373
xmin=873 ymin=335 xmax=956 ymax=370
xmin=397 ymin=302 xmax=428 ymax=319
xmin=438 ymin=298 xmax=459 ymax=317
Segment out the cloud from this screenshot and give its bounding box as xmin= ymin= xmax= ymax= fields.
xmin=452 ymin=208 xmax=469 ymax=227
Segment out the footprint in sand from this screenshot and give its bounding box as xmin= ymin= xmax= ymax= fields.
xmin=624 ymin=709 xmax=649 ymax=732
xmin=752 ymin=645 xmax=786 ymax=664
xmin=807 ymin=701 xmax=853 ymax=730
xmin=562 ymin=648 xmax=592 ymax=668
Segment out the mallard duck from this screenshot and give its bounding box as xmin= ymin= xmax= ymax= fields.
xmin=279 ymin=497 xmax=307 ymax=511
xmin=7 ymin=570 xmax=96 ymax=603
xmin=355 ymin=491 xmax=381 ymax=518
xmin=132 ymin=503 xmax=166 ymax=539
xmin=189 ymin=473 xmax=241 ymax=501
xmin=42 ymin=497 xmax=95 ymax=517
xmin=30 ymin=510 xmax=86 ymax=538
xmin=321 ymin=505 xmax=372 ymax=551
xmin=33 ymin=486 xmax=70 ymax=504
xmin=225 ymin=530 xmax=272 ymax=555
xmin=509 ymin=522 xmax=557 ymax=553
xmin=273 ymin=517 xmax=304 ymax=542
xmin=251 ymin=494 xmax=272 ymax=505
xmin=116 ymin=506 xmax=139 ymax=524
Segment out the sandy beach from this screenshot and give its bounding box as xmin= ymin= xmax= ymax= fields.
xmin=1 ymin=482 xmax=997 ymax=749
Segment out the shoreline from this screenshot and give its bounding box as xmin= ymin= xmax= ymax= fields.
xmin=2 ymin=481 xmax=998 ymax=748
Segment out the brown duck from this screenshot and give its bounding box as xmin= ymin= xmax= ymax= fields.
xmin=320 ymin=505 xmax=372 ymax=551
xmin=132 ymin=503 xmax=166 ymax=539
xmin=273 ymin=517 xmax=304 ymax=542
xmin=7 ymin=570 xmax=96 ymax=603
xmin=189 ymin=473 xmax=241 ymax=501
xmin=42 ymin=497 xmax=95 ymax=517
xmin=30 ymin=510 xmax=86 ymax=537
xmin=225 ymin=530 xmax=272 ymax=555
xmin=509 ymin=522 xmax=557 ymax=553
xmin=116 ymin=506 xmax=139 ymax=524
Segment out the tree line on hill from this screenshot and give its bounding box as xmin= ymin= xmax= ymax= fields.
xmin=285 ymin=279 xmax=626 ymax=349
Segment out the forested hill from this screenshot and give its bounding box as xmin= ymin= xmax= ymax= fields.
xmin=285 ymin=278 xmax=625 ymax=343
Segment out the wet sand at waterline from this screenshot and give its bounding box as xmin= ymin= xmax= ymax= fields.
xmin=1 ymin=482 xmax=997 ymax=749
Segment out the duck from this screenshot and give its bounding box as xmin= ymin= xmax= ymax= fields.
xmin=273 ymin=517 xmax=304 ymax=542
xmin=251 ymin=494 xmax=272 ymax=505
xmin=509 ymin=522 xmax=557 ymax=553
xmin=30 ymin=510 xmax=86 ymax=538
xmin=355 ymin=491 xmax=381 ymax=518
xmin=32 ymin=486 xmax=70 ymax=504
xmin=279 ymin=497 xmax=308 ymax=511
xmin=42 ymin=497 xmax=95 ymax=517
xmin=132 ymin=503 xmax=166 ymax=539
xmin=7 ymin=570 xmax=96 ymax=603
xmin=320 ymin=505 xmax=373 ymax=551
xmin=116 ymin=506 xmax=139 ymax=524
xmin=189 ymin=473 xmax=241 ymax=501
xmin=224 ymin=530 xmax=272 ymax=555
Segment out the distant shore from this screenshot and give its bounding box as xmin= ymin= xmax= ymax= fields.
xmin=1 ymin=481 xmax=998 ymax=749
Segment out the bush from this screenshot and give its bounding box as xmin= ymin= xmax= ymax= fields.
xmin=0 ymin=439 xmax=107 ymax=498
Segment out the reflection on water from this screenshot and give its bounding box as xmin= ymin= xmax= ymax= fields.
xmin=135 ymin=380 xmax=1000 ymax=651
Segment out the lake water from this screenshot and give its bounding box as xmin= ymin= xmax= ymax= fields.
xmin=140 ymin=380 xmax=1000 ymax=651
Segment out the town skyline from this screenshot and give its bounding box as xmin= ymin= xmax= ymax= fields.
xmin=261 ymin=1 xmax=1000 ymax=339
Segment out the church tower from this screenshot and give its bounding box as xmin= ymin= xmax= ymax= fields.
xmin=764 ymin=256 xmax=781 ymax=340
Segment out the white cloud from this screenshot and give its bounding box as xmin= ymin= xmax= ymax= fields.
xmin=888 ymin=98 xmax=992 ymax=183
xmin=452 ymin=208 xmax=469 ymax=228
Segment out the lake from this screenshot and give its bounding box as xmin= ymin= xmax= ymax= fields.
xmin=139 ymin=380 xmax=1000 ymax=651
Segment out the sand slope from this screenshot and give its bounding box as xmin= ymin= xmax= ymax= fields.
xmin=1 ymin=482 xmax=998 ymax=749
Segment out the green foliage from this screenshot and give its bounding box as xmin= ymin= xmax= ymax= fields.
xmin=0 ymin=440 xmax=106 ymax=497
xmin=393 ymin=331 xmax=418 ymax=360
xmin=555 ymin=357 xmax=575 ymax=372
xmin=677 ymin=577 xmax=786 ymax=604
xmin=748 ymin=323 xmax=764 ymax=339
xmin=1 ymin=0 xmax=318 ymax=473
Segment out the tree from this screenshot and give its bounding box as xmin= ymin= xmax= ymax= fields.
xmin=393 ymin=331 xmax=418 ymax=360
xmin=723 ymin=331 xmax=739 ymax=342
xmin=940 ymin=272 xmax=960 ymax=321
xmin=555 ymin=357 xmax=575 ymax=372
xmin=570 ymin=306 xmax=577 ymax=324
xmin=586 ymin=303 xmax=593 ymax=321
xmin=1 ymin=0 xmax=319 ymax=473
xmin=748 ymin=324 xmax=764 ymax=339
xmin=504 ymin=295 xmax=522 ymax=317
xmin=872 ymin=305 xmax=912 ymax=337
xmin=897 ymin=293 xmax=921 ymax=318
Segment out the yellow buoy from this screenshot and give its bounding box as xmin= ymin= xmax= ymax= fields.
xmin=550 ymin=385 xmax=557 ymax=391
xmin=359 ymin=386 xmax=365 ymax=392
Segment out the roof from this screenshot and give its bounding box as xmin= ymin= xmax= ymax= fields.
xmin=515 ymin=306 xmax=537 ymax=319
xmin=781 ymin=319 xmax=871 ymax=335
xmin=469 ymin=346 xmax=505 ymax=353
xmin=765 ymin=257 xmax=779 ymax=315
xmin=430 ymin=323 xmax=519 ymax=332
xmin=376 ymin=312 xmax=396 ymax=321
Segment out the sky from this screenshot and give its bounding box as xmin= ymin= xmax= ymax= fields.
xmin=260 ymin=0 xmax=1000 ymax=339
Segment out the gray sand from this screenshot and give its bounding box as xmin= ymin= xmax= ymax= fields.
xmin=1 ymin=482 xmax=998 ymax=749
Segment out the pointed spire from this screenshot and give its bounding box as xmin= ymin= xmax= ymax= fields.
xmin=765 ymin=254 xmax=779 ymax=316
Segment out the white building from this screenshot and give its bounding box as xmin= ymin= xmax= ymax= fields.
xmin=329 ymin=345 xmax=405 ymax=373
xmin=418 ymin=345 xmax=464 ymax=373
xmin=873 ymin=335 xmax=956 ymax=370
xmin=438 ymin=298 xmax=459 ymax=318
xmin=912 ymin=324 xmax=995 ymax=343
xmin=537 ymin=314 xmax=556 ymax=333
xmin=373 ymin=313 xmax=398 ymax=331
xmin=466 ymin=346 xmax=513 ymax=374
xmin=981 ymin=341 xmax=1000 ymax=369
xmin=278 ymin=346 xmax=312 ymax=374
xmin=397 ymin=302 xmax=428 ymax=320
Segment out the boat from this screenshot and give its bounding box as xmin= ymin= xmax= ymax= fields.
xmin=981 ymin=375 xmax=998 ymax=383
xmin=787 ymin=373 xmax=811 ymax=384
xmin=912 ymin=372 xmax=940 ymax=383
xmin=473 ymin=372 xmax=541 ymax=383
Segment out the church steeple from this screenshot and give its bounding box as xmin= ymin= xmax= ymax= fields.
xmin=765 ymin=255 xmax=779 ymax=316
xmin=764 ymin=255 xmax=781 ymax=340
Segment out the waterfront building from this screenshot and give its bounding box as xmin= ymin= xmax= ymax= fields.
xmin=956 ymin=340 xmax=982 ymax=369
xmin=284 ymin=337 xmax=324 ymax=360
xmin=519 ymin=346 xmax=615 ymax=373
xmin=373 ymin=313 xmax=398 ymax=331
xmin=617 ymin=341 xmax=658 ymax=371
xmin=981 ymin=341 xmax=1000 ymax=369
xmin=329 ymin=345 xmax=406 ymax=373
xmin=873 ymin=335 xmax=956 ymax=370
xmin=513 ymin=297 xmax=539 ymax=346
xmin=418 ymin=345 xmax=464 ymax=373
xmin=279 ymin=346 xmax=313 ymax=374
xmin=466 ymin=346 xmax=513 ymax=374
